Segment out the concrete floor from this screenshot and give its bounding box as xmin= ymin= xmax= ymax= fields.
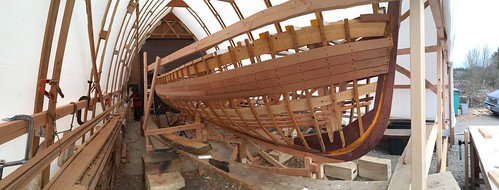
xmin=117 ymin=120 xmax=145 ymax=190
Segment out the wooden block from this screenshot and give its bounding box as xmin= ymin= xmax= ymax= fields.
xmin=479 ymin=128 xmax=492 ymax=139
xmin=426 ymin=171 xmax=460 ymax=189
xmin=145 ymin=171 xmax=185 ymax=190
xmin=269 ymin=150 xmax=293 ymax=163
xmin=324 ymin=161 xmax=358 ymax=180
xmin=489 ymin=170 xmax=499 ymax=187
xmin=358 ymin=156 xmax=391 ymax=181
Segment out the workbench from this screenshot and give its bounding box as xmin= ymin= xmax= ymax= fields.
xmin=468 ymin=126 xmax=499 ymax=190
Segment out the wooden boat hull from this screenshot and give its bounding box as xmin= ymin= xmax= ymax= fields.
xmin=154 ymin=1 xmax=401 ymax=162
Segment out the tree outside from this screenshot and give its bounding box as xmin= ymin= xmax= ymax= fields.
xmin=454 ymin=46 xmax=499 ymax=108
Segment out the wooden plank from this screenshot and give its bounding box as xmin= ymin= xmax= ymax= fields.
xmin=410 ymin=0 xmax=427 ymax=189
xmin=383 ymin=128 xmax=411 ymax=137
xmin=148 ymin=0 xmax=396 ymax=71
xmin=489 ymin=170 xmax=499 ymax=188
xmin=397 ymin=45 xmax=437 ymax=55
xmin=0 ymin=102 xmax=123 ymax=190
xmin=145 ymin=171 xmax=185 ymax=190
xmin=324 ymin=161 xmax=358 ymax=180
xmin=145 ymin=123 xmax=204 ymax=136
xmin=358 ymin=156 xmax=391 ymax=180
xmin=426 ymin=171 xmax=460 ymax=189
xmin=479 ymin=128 xmax=493 ymax=139
xmin=152 ymin=134 xmax=211 ymax=155
xmin=0 ymin=100 xmax=87 ymax=145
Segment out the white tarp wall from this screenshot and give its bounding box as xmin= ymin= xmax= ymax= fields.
xmin=0 ymin=0 xmax=455 ymax=179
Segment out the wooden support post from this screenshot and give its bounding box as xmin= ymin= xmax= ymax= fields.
xmin=464 ymin=130 xmax=469 ymax=189
xmin=436 ymin=41 xmax=443 ymax=172
xmin=410 ymin=0 xmax=426 ymax=189
xmin=142 ymin=57 xmax=160 ymax=132
xmin=41 ymin=0 xmax=76 ymax=187
xmin=143 ymin=51 xmax=148 ymax=117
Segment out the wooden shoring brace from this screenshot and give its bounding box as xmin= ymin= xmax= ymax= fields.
xmin=41 ymin=0 xmax=76 ymax=187
xmin=141 ymin=57 xmax=161 ymax=132
xmin=305 ymin=90 xmax=326 ymax=152
xmin=32 ymin=0 xmax=61 ymax=158
xmin=330 ymin=85 xmax=346 ymax=148
xmin=262 ymin=95 xmax=292 ymax=146
xmin=283 ymin=92 xmax=310 ymax=150
xmin=247 ymin=140 xmax=286 ymax=168
xmin=353 ymin=80 xmax=364 ymax=135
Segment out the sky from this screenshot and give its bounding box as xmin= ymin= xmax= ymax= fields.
xmin=451 ymin=0 xmax=499 ymax=68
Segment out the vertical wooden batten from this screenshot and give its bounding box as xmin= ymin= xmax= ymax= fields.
xmin=410 ymin=0 xmax=426 ymax=189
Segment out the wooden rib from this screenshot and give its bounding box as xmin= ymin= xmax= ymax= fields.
xmin=372 ymin=3 xmax=380 ymax=14
xmin=246 ymin=98 xmax=280 ymax=144
xmin=286 ymin=25 xmax=300 ymax=53
xmin=282 ymin=93 xmax=310 ymax=150
xmin=305 ymin=90 xmax=326 ymax=152
xmin=244 ymin=39 xmax=256 ymax=64
xmin=42 ymin=0 xmax=76 ymax=186
xmin=212 ymin=101 xmax=261 ymax=138
xmin=32 ymin=0 xmax=61 ymax=158
xmin=314 ymin=12 xmax=328 ymax=47
xmin=353 ymin=80 xmax=364 ymax=135
xmin=227 ymin=100 xmax=270 ymax=141
xmin=262 ymin=95 xmax=291 ymax=145
xmin=330 ymin=85 xmax=346 ymax=147
xmin=228 ymin=46 xmax=240 ymax=68
xmin=215 ymin=52 xmax=224 ymax=72
xmin=344 ymin=19 xmax=352 ymax=42
xmin=262 ymin=31 xmax=276 ymax=58
xmin=364 ymin=78 xmax=371 ymax=113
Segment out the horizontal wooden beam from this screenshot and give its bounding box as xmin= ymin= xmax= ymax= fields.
xmin=0 ymin=101 xmax=125 ymax=189
xmin=397 ymin=45 xmax=437 ymax=55
xmin=0 ymin=91 xmax=118 ymax=145
xmin=147 ymin=0 xmax=397 ymax=71
xmin=144 ymin=123 xmax=204 ymax=136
